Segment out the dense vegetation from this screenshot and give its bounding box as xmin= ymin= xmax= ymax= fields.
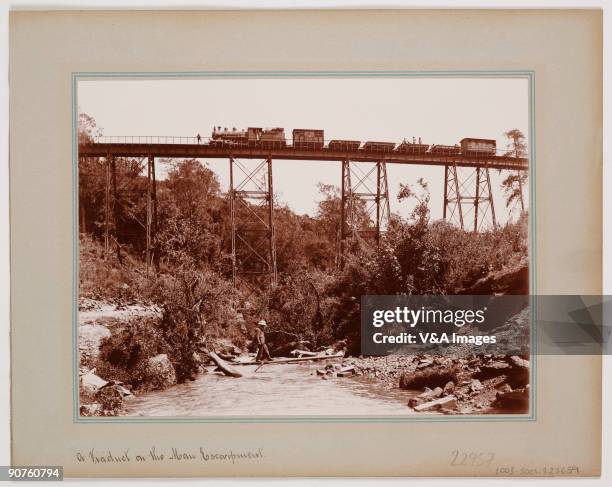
xmin=79 ymin=114 xmax=528 ymax=391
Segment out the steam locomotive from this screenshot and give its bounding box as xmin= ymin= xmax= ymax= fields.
xmin=211 ymin=126 xmax=287 ymax=148
xmin=209 ymin=127 xmax=497 ymax=156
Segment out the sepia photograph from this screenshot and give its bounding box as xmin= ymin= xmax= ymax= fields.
xmin=76 ymin=76 xmax=530 ymax=418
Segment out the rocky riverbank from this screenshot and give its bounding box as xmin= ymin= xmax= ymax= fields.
xmin=78 ymin=298 xmax=165 ymax=416
xmin=78 ymin=298 xmax=247 ymax=416
xmin=78 ymin=297 xmax=530 ymax=417
xmin=337 ymin=353 xmax=529 ymax=414
xmin=309 ymin=305 xmax=531 ymax=414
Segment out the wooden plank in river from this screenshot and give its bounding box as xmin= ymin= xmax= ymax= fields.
xmin=208 ymin=351 xmax=243 ymax=378
xmin=233 ymin=352 xmax=344 ymax=366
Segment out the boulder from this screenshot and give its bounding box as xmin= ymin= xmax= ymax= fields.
xmin=146 ymin=354 xmax=177 ymax=388
xmin=216 ymin=339 xmax=242 ymax=356
xmin=419 ymin=386 xmax=443 ymax=400
xmin=81 ymin=370 xmax=108 ymax=393
xmin=469 ymin=379 xmax=483 ymax=393
xmin=493 ymin=387 xmax=529 ymax=412
xmin=475 ymin=361 xmax=511 ymax=380
xmin=505 ymin=356 xmax=530 ymax=388
xmin=337 ymin=366 xmax=356 ymax=377
xmin=509 ymin=355 xmax=529 ymax=368
xmin=443 ymin=381 xmax=455 ymax=395
xmin=408 ymin=397 xmax=423 ymax=408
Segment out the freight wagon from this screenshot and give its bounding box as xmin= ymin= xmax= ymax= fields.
xmin=395 ymin=141 xmax=429 ymax=154
xmin=460 ymin=138 xmax=496 ymax=157
xmin=429 ymin=144 xmax=461 ymax=156
xmin=292 ymin=129 xmax=324 ymax=150
xmin=259 ymin=128 xmax=287 ymax=148
xmin=328 ymin=140 xmax=361 ymax=151
xmin=362 ymin=141 xmax=396 ymax=152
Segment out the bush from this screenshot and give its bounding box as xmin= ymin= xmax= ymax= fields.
xmin=95 ymin=387 xmax=124 ymax=416
xmin=79 ymin=387 xmax=123 ymax=417
xmin=96 ymin=317 xmax=166 ymax=391
xmin=262 ymin=271 xmax=334 ymax=351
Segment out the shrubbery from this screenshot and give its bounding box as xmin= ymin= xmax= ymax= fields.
xmin=96 ymin=317 xmax=164 ymax=391
xmin=79 ymin=234 xmax=149 ymax=303
xmin=80 ymin=152 xmax=529 ymax=388
xmin=93 ymin=267 xmax=247 ymax=390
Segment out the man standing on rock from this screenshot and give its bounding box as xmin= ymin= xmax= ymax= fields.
xmin=254 ymin=320 xmax=272 ymax=362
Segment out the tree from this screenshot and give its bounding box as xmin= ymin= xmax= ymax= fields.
xmin=78 ymin=111 xmax=103 ymax=144
xmin=78 ymin=113 xmax=105 ymax=234
xmin=156 ymin=159 xmax=225 ymax=271
xmin=78 ymin=112 xmax=159 ymax=252
xmin=315 ymin=183 xmax=342 ymax=243
xmin=501 ymin=129 xmax=528 ymax=211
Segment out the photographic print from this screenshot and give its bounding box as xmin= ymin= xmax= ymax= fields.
xmin=76 ymin=76 xmax=530 ymax=418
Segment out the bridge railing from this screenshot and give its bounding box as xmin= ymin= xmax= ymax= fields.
xmin=89 ymin=135 xmax=523 ymax=159
xmin=92 ymin=135 xmax=207 ymax=145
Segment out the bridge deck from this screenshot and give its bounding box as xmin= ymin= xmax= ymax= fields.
xmin=78 ymin=143 xmax=528 ymax=170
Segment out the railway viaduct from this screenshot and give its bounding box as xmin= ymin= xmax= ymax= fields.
xmin=78 ymin=136 xmax=528 ymax=288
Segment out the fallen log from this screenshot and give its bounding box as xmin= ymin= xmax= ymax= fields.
xmin=413 ymin=395 xmax=457 ymax=412
xmin=290 ymin=349 xmax=318 ymax=358
xmin=233 ymin=352 xmax=344 ymax=366
xmin=216 ymin=352 xmax=237 ymax=362
xmin=208 ymin=351 xmax=243 ymax=378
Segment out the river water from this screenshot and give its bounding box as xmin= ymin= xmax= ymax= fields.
xmin=123 ymin=363 xmax=417 ymax=417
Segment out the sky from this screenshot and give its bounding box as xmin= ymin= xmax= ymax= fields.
xmin=78 ymin=77 xmax=529 ymax=225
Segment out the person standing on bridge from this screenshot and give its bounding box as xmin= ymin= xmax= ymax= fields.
xmin=197 ymin=133 xmax=202 ymax=144
xmin=254 ymin=320 xmax=272 ymax=362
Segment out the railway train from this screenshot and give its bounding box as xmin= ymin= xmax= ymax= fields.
xmin=209 ymin=127 xmax=498 ymax=156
